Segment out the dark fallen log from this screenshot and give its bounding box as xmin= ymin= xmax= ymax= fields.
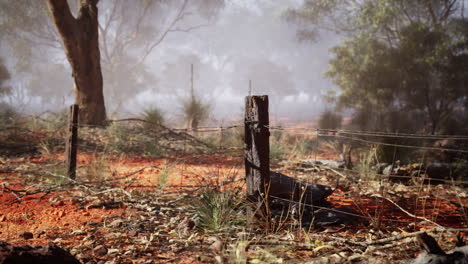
xmin=268 ymin=172 xmax=365 ymax=227
xmin=414 ymin=232 xmax=468 ymax=264
xmin=0 ymin=241 xmax=80 ymax=264
xmin=311 ymin=207 xmax=361 ymax=226
xmin=268 ymin=171 xmax=333 ymax=206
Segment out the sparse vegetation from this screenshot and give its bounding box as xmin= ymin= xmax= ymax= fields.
xmin=318 ymin=110 xmax=342 ymax=130
xmin=192 ymin=188 xmax=245 ymax=233
xmin=269 ymin=135 xmax=286 ymax=164
xmin=1 ymin=1 xmax=468 ymax=263
xmin=182 ymin=89 xmax=210 ymax=130
xmin=157 ymin=161 xmax=173 ymax=190
xmin=142 ymin=106 xmax=165 ymax=127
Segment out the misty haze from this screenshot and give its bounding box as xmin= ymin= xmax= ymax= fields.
xmin=0 ymin=1 xmax=467 ymax=264
xmin=1 ymin=0 xmax=340 ymax=126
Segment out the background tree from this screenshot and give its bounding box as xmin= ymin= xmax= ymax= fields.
xmin=289 ymin=0 xmax=468 ymax=134
xmin=317 ymin=109 xmax=342 ymax=130
xmin=182 ymin=64 xmax=210 ymax=130
xmin=96 ymin=0 xmax=224 ymax=112
xmin=0 ymin=56 xmax=17 ymax=127
xmin=0 ymin=57 xmax=11 ymax=97
xmin=0 ymin=0 xmax=224 ymax=119
xmin=46 ymin=0 xmax=106 ymax=125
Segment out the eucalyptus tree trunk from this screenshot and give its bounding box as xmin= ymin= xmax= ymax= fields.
xmin=45 ymin=0 xmax=106 ymax=125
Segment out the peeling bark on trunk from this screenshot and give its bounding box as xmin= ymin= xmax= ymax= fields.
xmin=46 ymin=0 xmax=106 ymax=125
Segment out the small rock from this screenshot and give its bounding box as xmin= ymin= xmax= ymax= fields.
xmin=93 ymin=245 xmax=107 ymax=256
xmin=0 ymin=215 xmax=5 ymax=222
xmin=19 ymin=232 xmax=34 ymax=240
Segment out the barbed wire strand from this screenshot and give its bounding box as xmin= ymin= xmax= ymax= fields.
xmin=293 ymin=162 xmax=468 ymax=185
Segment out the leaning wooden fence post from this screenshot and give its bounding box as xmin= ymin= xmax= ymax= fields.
xmin=244 ymin=95 xmax=270 ymax=220
xmin=65 ymin=104 xmax=79 ymax=180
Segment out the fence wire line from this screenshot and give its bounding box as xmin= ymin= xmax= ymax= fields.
xmin=268 ymin=126 xmax=468 ymax=140
xmin=317 ymin=134 xmax=468 ymax=153
xmin=319 ymin=130 xmax=468 ymax=141
xmin=10 ymin=115 xmax=468 ymax=140
xmin=295 ymin=162 xmax=468 ymax=185
xmin=317 ymin=128 xmax=468 ymax=139
xmin=267 ymin=128 xmax=468 ymax=153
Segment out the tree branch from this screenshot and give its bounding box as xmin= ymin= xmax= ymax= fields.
xmin=135 ymin=0 xmax=189 ymax=65
xmin=45 ymin=0 xmax=77 ymax=42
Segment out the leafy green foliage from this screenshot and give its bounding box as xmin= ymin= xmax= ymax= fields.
xmin=317 ymin=110 xmax=342 ymax=130
xmin=292 ymin=0 xmax=468 ymax=134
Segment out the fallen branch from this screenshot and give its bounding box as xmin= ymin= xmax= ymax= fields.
xmin=371 ymin=194 xmax=444 ymax=228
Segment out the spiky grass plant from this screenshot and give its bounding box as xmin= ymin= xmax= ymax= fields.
xmin=270 ymin=138 xmax=286 ymax=164
xmin=157 ymin=161 xmax=173 ymax=190
xmin=142 ymin=106 xmax=164 ymax=126
xmin=192 ymin=188 xmax=245 ymax=233
xmin=182 ymin=90 xmax=210 ymax=130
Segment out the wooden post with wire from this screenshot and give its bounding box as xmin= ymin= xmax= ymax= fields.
xmin=65 ymin=104 xmax=79 ymax=180
xmin=244 ymin=95 xmax=270 ymax=221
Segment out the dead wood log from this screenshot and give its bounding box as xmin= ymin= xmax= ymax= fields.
xmin=0 ymin=241 xmax=80 ymax=264
xmin=268 ymin=171 xmax=333 ymax=206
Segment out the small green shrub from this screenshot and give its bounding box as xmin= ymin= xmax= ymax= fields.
xmin=318 ymin=110 xmax=342 ymax=130
xmin=157 ymin=161 xmax=173 ymax=190
xmin=43 ymin=164 xmax=69 ymax=185
xmin=107 ymin=122 xmax=134 ymax=153
xmin=0 ymin=103 xmax=18 ymax=129
xmin=80 ymin=155 xmax=111 ymax=182
xmin=222 ymin=127 xmax=244 ymax=149
xmin=356 ymin=146 xmax=378 ymax=181
xmin=142 ymin=107 xmax=164 ymax=126
xmin=182 ymin=90 xmax=210 ymax=130
xmin=375 ymin=137 xmax=419 ymax=164
xmin=192 ymin=188 xmax=245 ymax=233
xmin=270 ymin=138 xmax=286 ymax=164
xmin=143 ymin=141 xmax=164 ymax=156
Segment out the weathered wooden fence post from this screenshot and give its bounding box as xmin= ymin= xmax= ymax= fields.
xmin=65 ymin=104 xmax=79 ymax=180
xmin=244 ymin=95 xmax=270 ymax=220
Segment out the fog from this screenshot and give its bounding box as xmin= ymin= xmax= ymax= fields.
xmin=1 ymin=0 xmax=341 ymax=125
xmin=136 ymin=0 xmax=341 ymax=123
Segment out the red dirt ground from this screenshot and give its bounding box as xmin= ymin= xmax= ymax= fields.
xmin=0 ymin=153 xmax=243 ymax=243
xmin=1 ymin=151 xmax=467 ymax=262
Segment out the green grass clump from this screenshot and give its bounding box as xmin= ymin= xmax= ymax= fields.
xmin=270 ymin=138 xmax=286 ymax=164
xmin=157 ymin=162 xmax=173 ymax=190
xmin=192 ymin=188 xmax=245 ymax=233
xmin=142 ymin=107 xmax=164 ymax=126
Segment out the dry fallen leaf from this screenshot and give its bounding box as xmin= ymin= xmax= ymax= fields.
xmin=208 ymin=236 xmax=224 ymax=253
